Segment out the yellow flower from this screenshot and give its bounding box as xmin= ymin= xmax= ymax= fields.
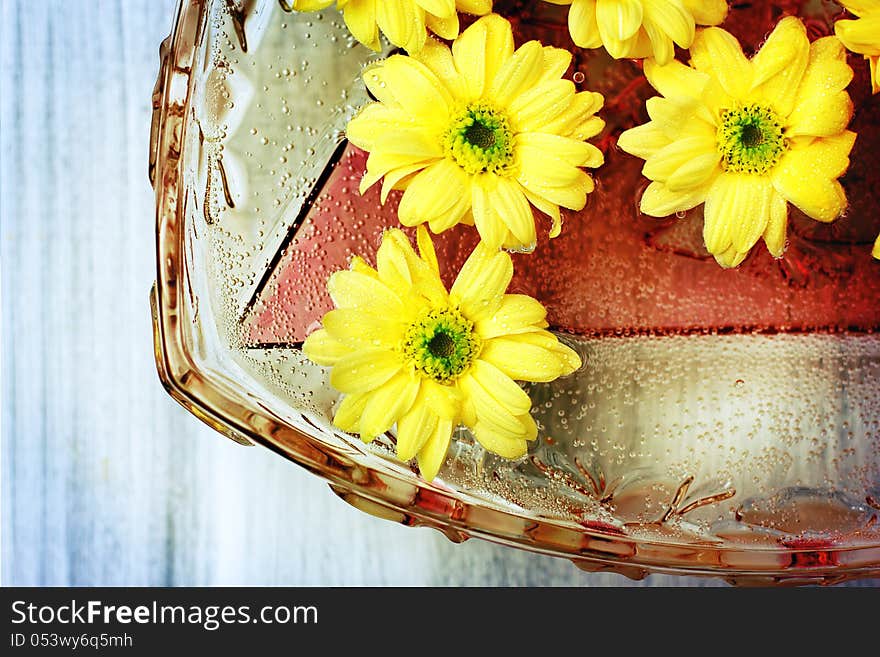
xmin=543 ymin=0 xmax=728 ymax=65
xmin=346 ymin=14 xmax=605 ymax=251
xmin=303 ymin=227 xmax=581 ymax=481
xmin=289 ymin=0 xmax=492 ymax=53
xmin=617 ymin=18 xmax=857 ymax=268
xmin=835 ymin=0 xmax=880 ymax=94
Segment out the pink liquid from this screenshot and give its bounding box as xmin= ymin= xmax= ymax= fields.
xmin=242 ymin=0 xmax=880 ymax=345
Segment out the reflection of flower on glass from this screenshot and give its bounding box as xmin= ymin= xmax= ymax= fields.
xmin=346 ymin=14 xmax=605 ymax=251
xmin=303 ymin=227 xmax=581 ymax=481
xmin=835 ymin=0 xmax=880 ymax=94
xmin=288 ymin=0 xmax=492 ymax=53
xmin=542 ymin=0 xmax=728 ymax=65
xmin=617 ymin=18 xmax=857 ymax=268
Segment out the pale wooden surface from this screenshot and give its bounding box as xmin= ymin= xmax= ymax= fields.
xmin=1 ymin=0 xmax=873 ymax=588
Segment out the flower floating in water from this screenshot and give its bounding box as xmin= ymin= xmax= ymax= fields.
xmin=303 ymin=227 xmax=581 ymax=481
xmin=287 ymin=0 xmax=492 ymax=53
xmin=835 ymin=0 xmax=880 ymax=94
xmin=542 ymin=0 xmax=728 ymax=65
xmin=346 ymin=14 xmax=605 ymax=251
xmin=617 ymin=17 xmax=856 ymax=268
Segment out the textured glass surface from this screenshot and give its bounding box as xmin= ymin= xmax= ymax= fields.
xmin=152 ymin=0 xmax=880 ymax=583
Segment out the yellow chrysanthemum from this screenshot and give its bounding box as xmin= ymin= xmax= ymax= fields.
xmin=835 ymin=0 xmax=880 ymax=94
xmin=303 ymin=227 xmax=581 ymax=481
xmin=346 ymin=14 xmax=606 ymax=251
xmin=543 ymin=0 xmax=728 ymax=65
xmin=617 ymin=17 xmax=857 ymax=268
xmin=289 ymin=0 xmax=492 ymax=53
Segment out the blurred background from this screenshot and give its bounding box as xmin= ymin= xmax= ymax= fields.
xmin=1 ymin=0 xmax=876 ymax=587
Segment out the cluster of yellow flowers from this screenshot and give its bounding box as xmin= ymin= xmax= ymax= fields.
xmin=293 ymin=2 xmax=879 ymax=480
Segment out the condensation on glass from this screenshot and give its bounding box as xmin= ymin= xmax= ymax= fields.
xmin=151 ymin=0 xmax=880 ymax=584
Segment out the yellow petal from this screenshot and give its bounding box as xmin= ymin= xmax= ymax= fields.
xmin=568 ymin=0 xmax=603 ymax=49
xmin=341 ymin=0 xmax=381 ymax=51
xmin=293 ymin=0 xmax=335 ymax=9
xmin=453 ymin=13 xmax=514 ymax=100
xmin=596 ymin=0 xmax=644 ymax=41
xmin=642 ymin=0 xmax=695 ymax=48
xmin=321 ymin=308 xmax=404 ymax=348
xmin=422 ymin=379 xmax=461 ymax=420
xmin=666 ymin=151 xmax=721 ymax=192
xmin=470 ymin=359 xmax=532 ymax=415
xmin=471 ymin=174 xmax=507 ymax=249
xmin=328 ymin=269 xmax=404 ymax=314
xmin=456 ymin=0 xmax=492 ymax=15
xmin=413 ymin=37 xmax=468 ymax=101
xmin=473 ymin=423 xmax=529 ymax=459
xmin=416 ymin=225 xmax=440 ymax=275
xmin=489 ymin=40 xmax=547 ymax=108
xmin=517 ymin=169 xmax=593 ymax=211
xmin=349 ymin=255 xmax=378 ymax=278
xmin=689 ymin=27 xmax=752 ymax=99
xmin=682 ymin=0 xmax=727 ymax=26
xmin=365 ymin=55 xmax=451 ymax=124
xmin=333 ymin=392 xmax=370 ymax=434
xmin=359 ymin=371 xmax=420 ymax=440
xmin=416 ymin=419 xmax=453 ymax=480
xmin=397 ymin=398 xmax=438 ymax=462
xmin=539 ymin=46 xmax=573 ymax=83
xmin=617 ymin=121 xmax=672 ymax=160
xmin=459 ymin=373 xmax=530 ymax=436
xmin=643 ymin=58 xmax=709 ymax=101
xmin=493 ymin=177 xmax=537 ymax=247
xmin=541 ymin=91 xmax=605 ymax=139
xmin=762 ymin=190 xmax=789 ymax=257
xmin=703 ymin=173 xmax=773 ymax=257
xmin=381 ymin=229 xmax=449 ymax=305
xmin=835 ymin=16 xmax=880 ymax=56
xmin=639 ymin=180 xmax=709 ymax=216
xmin=642 ymin=135 xmax=717 ymax=183
xmin=398 ymin=158 xmax=469 ymax=226
xmin=508 ymin=80 xmax=576 ymax=134
xmin=425 ymin=11 xmax=459 ymax=41
xmin=475 ymin=293 xmax=548 ymax=339
xmin=346 ymin=103 xmax=407 ymax=151
xmin=376 ymin=0 xmax=427 ymax=54
xmin=519 ymin=187 xmax=562 ymax=238
xmin=787 ymin=37 xmax=854 ymax=138
xmin=480 ymin=335 xmax=568 ymax=382
xmin=518 ymin=131 xmax=604 ymax=168
xmin=330 ymin=348 xmax=402 ymax=394
xmin=873 ymin=233 xmax=880 ymax=259
xmin=713 ymin=244 xmax=748 ymax=269
xmin=450 ymin=240 xmax=512 ymax=320
xmin=379 ymin=161 xmax=431 ymax=203
xmin=642 ymin=21 xmax=674 ymax=66
xmin=303 ymin=329 xmax=351 ymax=366
xmin=416 ymin=0 xmax=455 ymax=20
xmin=771 ymin=148 xmax=848 ymax=223
xmin=750 ymin=16 xmax=809 ymax=117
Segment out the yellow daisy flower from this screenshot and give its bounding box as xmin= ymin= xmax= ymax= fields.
xmin=303 ymin=227 xmax=581 ymax=481
xmin=835 ymin=0 xmax=880 ymax=94
xmin=288 ymin=0 xmax=492 ymax=53
xmin=346 ymin=13 xmax=606 ymax=251
xmin=617 ymin=17 xmax=857 ymax=268
xmin=542 ymin=0 xmax=728 ymax=65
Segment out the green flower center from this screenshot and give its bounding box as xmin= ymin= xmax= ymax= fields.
xmin=717 ymin=103 xmax=788 ymax=175
xmin=444 ymin=103 xmax=514 ymax=176
xmin=403 ymin=307 xmax=482 ymax=384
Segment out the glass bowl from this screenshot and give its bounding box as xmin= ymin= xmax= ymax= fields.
xmin=151 ymin=0 xmax=880 ymax=584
